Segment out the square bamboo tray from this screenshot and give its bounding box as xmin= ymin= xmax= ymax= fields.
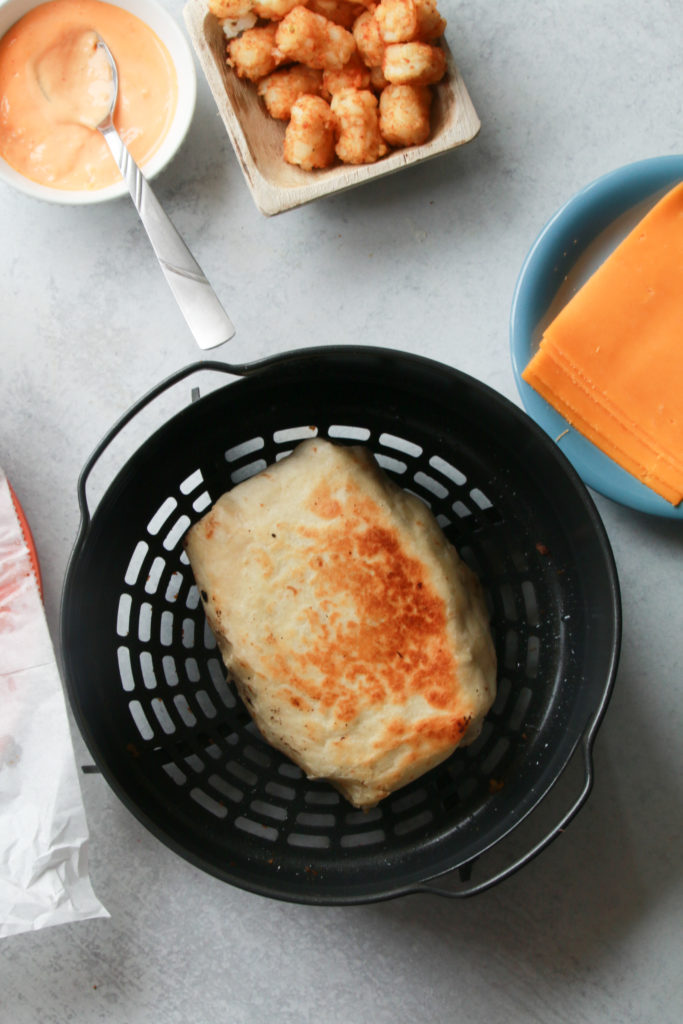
xmin=183 ymin=0 xmax=481 ymax=216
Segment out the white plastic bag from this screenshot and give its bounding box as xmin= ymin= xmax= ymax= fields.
xmin=0 ymin=469 xmax=108 ymax=937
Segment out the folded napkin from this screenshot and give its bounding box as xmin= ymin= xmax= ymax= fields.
xmin=523 ymin=181 xmax=683 ymax=505
xmin=0 ymin=469 xmax=108 ymax=938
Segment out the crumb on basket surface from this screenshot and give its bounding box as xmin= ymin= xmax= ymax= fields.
xmin=210 ymin=0 xmax=449 ymax=169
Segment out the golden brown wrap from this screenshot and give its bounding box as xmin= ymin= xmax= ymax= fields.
xmin=184 ymin=439 xmax=496 ymax=808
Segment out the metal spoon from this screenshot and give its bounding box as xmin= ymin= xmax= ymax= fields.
xmin=43 ymin=33 xmax=235 ymax=351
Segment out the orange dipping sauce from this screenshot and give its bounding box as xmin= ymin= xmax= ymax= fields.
xmin=0 ymin=0 xmax=178 ymax=190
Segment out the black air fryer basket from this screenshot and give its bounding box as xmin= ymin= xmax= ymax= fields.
xmin=61 ymin=347 xmax=621 ymax=903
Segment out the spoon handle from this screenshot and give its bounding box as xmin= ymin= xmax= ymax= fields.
xmin=100 ymin=125 xmax=235 ymax=351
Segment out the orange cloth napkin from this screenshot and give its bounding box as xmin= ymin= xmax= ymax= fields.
xmin=523 ymin=181 xmax=683 ymax=505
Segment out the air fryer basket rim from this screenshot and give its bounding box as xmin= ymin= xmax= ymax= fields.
xmin=60 ymin=346 xmax=621 ymax=903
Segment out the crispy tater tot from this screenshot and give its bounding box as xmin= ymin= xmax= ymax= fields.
xmin=378 ymin=82 xmax=431 ymax=145
xmin=414 ymin=0 xmax=446 ymax=41
xmin=374 ymin=0 xmax=417 ymax=44
xmin=331 ymin=87 xmax=389 ymax=163
xmin=308 ymin=0 xmax=366 ymax=28
xmin=227 ymin=23 xmax=286 ymax=80
xmin=352 ymin=9 xmax=385 ymax=68
xmin=253 ymin=0 xmax=305 ymax=19
xmin=382 ymin=41 xmax=445 ymax=84
xmin=284 ymin=94 xmax=338 ymax=169
xmin=369 ymin=64 xmax=389 ymax=91
xmin=322 ymin=49 xmax=371 ymax=95
xmin=258 ymin=64 xmax=324 ymax=119
xmin=276 ymin=6 xmax=357 ymax=69
xmin=209 ymin=0 xmax=254 ymax=18
xmin=214 ymin=0 xmax=446 ymax=170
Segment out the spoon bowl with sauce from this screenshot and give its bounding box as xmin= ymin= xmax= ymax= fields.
xmin=35 ymin=27 xmax=115 ymax=130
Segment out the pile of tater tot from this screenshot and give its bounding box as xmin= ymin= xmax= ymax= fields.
xmin=208 ymin=0 xmax=448 ymax=169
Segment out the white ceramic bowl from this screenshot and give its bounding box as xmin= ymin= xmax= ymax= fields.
xmin=0 ymin=0 xmax=197 ymax=203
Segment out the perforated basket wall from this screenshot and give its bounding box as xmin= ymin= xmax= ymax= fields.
xmin=61 ymin=348 xmax=619 ymax=903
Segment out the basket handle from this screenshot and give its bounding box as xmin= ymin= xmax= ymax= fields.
xmin=75 ymin=360 xmax=235 ymax=532
xmin=411 ymin=727 xmax=599 ymax=899
xmin=72 ymin=345 xmax=346 ymax=532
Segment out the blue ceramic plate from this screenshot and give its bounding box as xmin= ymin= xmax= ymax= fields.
xmin=510 ymin=155 xmax=683 ymax=519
